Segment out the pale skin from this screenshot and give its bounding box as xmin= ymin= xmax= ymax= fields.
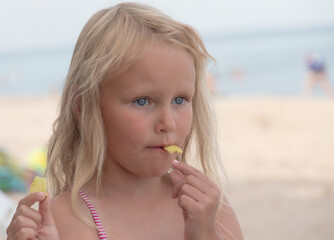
xmin=6 ymin=44 xmax=243 ymax=240
xmin=302 ymin=71 xmax=334 ymax=97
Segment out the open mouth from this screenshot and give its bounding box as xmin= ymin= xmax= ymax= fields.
xmin=148 ymin=146 xmax=167 ymax=151
xmin=148 ymin=145 xmax=183 ymax=154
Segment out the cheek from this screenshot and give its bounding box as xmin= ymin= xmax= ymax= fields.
xmin=106 ymin=110 xmax=148 ymax=144
xmin=178 ymin=107 xmax=193 ymax=137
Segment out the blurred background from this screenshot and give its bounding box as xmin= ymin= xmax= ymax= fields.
xmin=0 ymin=0 xmax=333 ymax=239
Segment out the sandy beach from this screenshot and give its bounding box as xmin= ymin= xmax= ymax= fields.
xmin=1 ymin=95 xmax=333 ymax=240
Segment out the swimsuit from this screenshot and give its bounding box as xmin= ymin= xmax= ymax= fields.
xmin=79 ymin=191 xmax=108 ymax=240
xmin=309 ymin=61 xmax=325 ymax=73
xmin=307 ymin=56 xmax=326 ymax=73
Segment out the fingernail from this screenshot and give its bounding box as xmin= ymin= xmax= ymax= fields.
xmin=172 ymin=159 xmax=179 ymax=164
xmin=167 ymin=167 xmax=174 ymax=174
xmin=37 ymin=192 xmax=45 ymax=199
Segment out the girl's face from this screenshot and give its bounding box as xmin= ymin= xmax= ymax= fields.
xmin=100 ymin=44 xmax=195 ymax=178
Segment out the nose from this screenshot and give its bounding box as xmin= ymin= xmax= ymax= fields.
xmin=154 ymin=105 xmax=177 ymax=133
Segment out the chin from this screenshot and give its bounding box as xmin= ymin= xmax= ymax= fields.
xmin=141 ymin=166 xmax=171 ymax=178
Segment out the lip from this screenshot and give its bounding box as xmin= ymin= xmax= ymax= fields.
xmin=147 ymin=144 xmax=174 ymax=152
xmin=147 ymin=146 xmax=168 ymax=153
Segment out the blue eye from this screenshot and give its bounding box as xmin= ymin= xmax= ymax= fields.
xmin=172 ymin=97 xmax=185 ymax=105
xmin=134 ymin=98 xmax=148 ymax=106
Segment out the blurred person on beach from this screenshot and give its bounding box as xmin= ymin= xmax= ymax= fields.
xmin=6 ymin=2 xmax=243 ymax=240
xmin=301 ymin=53 xmax=334 ymax=97
xmin=229 ymin=67 xmax=245 ymax=82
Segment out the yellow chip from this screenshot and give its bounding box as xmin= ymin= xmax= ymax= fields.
xmin=164 ymin=145 xmax=183 ymax=154
xmin=30 ymin=176 xmax=47 ymax=193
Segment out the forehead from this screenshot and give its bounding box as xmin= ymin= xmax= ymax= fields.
xmin=133 ymin=44 xmax=195 ymax=77
xmin=104 ymin=44 xmax=196 ymax=93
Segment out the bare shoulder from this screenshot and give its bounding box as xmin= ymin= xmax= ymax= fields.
xmin=51 ymin=191 xmax=98 ymax=240
xmin=216 ymin=194 xmax=244 ymax=240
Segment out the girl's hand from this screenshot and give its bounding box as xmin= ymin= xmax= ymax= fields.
xmin=170 ymin=160 xmax=221 ymax=240
xmin=6 ymin=192 xmax=60 ymax=240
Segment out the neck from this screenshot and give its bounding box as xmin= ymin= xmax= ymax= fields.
xmin=87 ymin=158 xmax=171 ymax=201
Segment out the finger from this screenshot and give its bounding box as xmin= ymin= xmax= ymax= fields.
xmin=8 ymin=192 xmax=45 ymax=236
xmin=172 ymin=160 xmax=217 ymax=188
xmin=39 ymin=192 xmax=56 ymax=226
xmin=178 ymin=194 xmax=198 ymax=213
xmin=170 ymin=169 xmax=184 ymax=185
xmin=17 ymin=192 xmax=47 ymax=209
xmin=171 ymin=160 xmax=205 ymax=178
xmin=14 ymin=204 xmax=42 ymax=223
xmin=8 ymin=204 xmax=42 ymax=235
xmin=178 ymin=183 xmax=203 ymax=202
xmin=172 ymin=174 xmax=208 ymax=199
xmin=9 ymin=215 xmax=39 ymax=238
xmin=12 ymin=227 xmax=37 ymax=240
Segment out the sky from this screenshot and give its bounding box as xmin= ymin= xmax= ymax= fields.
xmin=0 ymin=0 xmax=334 ymax=52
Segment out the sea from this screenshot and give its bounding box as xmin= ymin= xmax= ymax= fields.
xmin=1 ymin=27 xmax=334 ymax=96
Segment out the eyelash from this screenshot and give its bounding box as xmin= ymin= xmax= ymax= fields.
xmin=134 ymin=98 xmax=150 ymax=106
xmin=172 ymin=97 xmax=186 ymax=105
xmin=133 ymin=97 xmax=188 ymax=107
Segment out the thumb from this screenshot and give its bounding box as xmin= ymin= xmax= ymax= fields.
xmin=39 ymin=193 xmax=56 ymax=226
xmin=170 ymin=169 xmax=184 ymax=185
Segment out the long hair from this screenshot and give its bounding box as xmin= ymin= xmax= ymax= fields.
xmin=45 ymin=1 xmax=223 ymax=224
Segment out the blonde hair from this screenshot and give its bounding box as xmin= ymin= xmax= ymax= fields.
xmin=46 ymin=1 xmax=223 ymax=224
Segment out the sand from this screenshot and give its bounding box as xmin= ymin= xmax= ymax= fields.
xmin=1 ymin=95 xmax=333 ymax=240
xmin=214 ymin=96 xmax=334 ymax=240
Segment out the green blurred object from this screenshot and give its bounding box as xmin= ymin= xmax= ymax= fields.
xmin=27 ymin=148 xmax=47 ymax=176
xmin=0 ymin=148 xmax=26 ymax=192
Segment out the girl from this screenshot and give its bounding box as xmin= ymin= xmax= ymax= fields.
xmin=6 ymin=2 xmax=243 ymax=240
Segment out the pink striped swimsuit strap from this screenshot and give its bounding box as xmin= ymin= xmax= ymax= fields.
xmin=79 ymin=190 xmax=108 ymax=240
